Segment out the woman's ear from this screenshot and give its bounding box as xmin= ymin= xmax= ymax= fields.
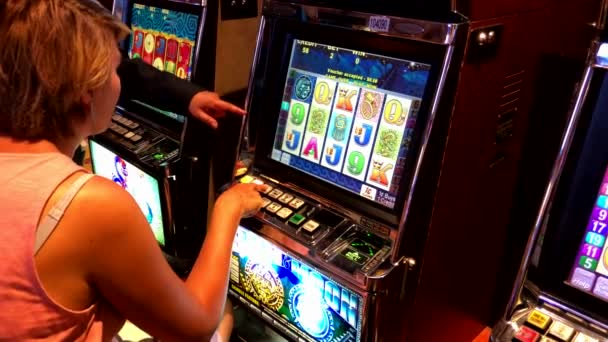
xmin=79 ymin=91 xmax=93 ymax=115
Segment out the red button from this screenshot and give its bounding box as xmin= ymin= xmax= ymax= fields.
xmin=514 ymin=326 xmax=540 ymax=342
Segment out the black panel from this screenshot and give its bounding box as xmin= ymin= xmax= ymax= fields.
xmin=269 ymin=0 xmax=458 ymax=22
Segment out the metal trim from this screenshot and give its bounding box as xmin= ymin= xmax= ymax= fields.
xmin=191 ymin=5 xmax=208 ymax=81
xmin=539 ymin=294 xmax=608 ymax=331
xmin=111 ymin=0 xmax=126 ymax=20
xmin=162 ymin=166 xmax=177 ymax=238
xmin=266 ymin=1 xmax=464 ymax=45
xmin=242 ymin=16 xmax=267 ymax=151
xmin=391 ymin=44 xmax=456 ymax=264
xmin=502 ymin=64 xmax=595 ymax=321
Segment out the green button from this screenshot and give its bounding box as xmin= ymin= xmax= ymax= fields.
xmin=289 ymin=213 xmax=306 ymax=225
xmin=579 ymin=256 xmax=598 ymax=271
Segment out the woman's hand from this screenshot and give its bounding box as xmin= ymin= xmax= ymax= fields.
xmin=216 ymin=183 xmax=267 ymax=218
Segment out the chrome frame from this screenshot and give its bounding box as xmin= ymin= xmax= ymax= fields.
xmin=391 ymin=44 xmax=456 ymax=264
xmin=539 ymin=294 xmax=608 ymax=331
xmin=190 ymin=5 xmax=207 ymax=80
xmin=266 ymin=1 xmax=464 ymax=45
xmin=241 ymin=16 xmax=267 ymax=152
xmin=502 ymin=59 xmax=596 ymax=321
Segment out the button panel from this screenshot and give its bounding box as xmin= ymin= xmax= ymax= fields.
xmin=105 ymin=112 xmax=179 ymax=167
xmin=506 ymin=306 xmax=607 ymax=342
xmin=236 ymin=174 xmax=393 ymax=276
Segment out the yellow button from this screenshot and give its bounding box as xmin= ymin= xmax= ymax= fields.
xmin=239 ymin=175 xmax=254 ymax=184
xmin=526 ymin=310 xmax=552 ymax=331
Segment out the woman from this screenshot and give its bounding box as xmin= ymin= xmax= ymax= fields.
xmin=0 ymin=1 xmax=264 ymax=341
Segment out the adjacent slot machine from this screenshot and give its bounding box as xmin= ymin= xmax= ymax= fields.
xmin=493 ymin=42 xmax=608 ymax=342
xmin=89 ymin=0 xmax=220 ymax=265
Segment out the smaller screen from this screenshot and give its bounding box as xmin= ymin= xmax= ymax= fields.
xmin=230 ymin=226 xmax=363 ymax=342
xmin=270 ymin=39 xmax=432 ymax=209
xmin=89 ymin=140 xmax=165 ymax=246
xmin=568 ymin=166 xmax=608 ymax=302
xmin=128 ymin=3 xmax=199 ymax=81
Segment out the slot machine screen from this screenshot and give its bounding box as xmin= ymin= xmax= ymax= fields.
xmin=89 ymin=140 xmax=166 ymax=247
xmin=127 ymin=2 xmax=200 ymax=81
xmin=269 ymin=39 xmax=432 ymax=210
xmin=230 ymin=226 xmax=364 ymax=342
xmin=568 ymin=165 xmax=608 ymax=302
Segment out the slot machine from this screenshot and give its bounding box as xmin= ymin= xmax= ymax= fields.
xmin=89 ymin=0 xmax=223 ymax=266
xmin=492 ymin=37 xmax=608 ymax=342
xmin=229 ymin=1 xmax=469 ymax=341
xmin=232 ymin=0 xmax=602 ymax=341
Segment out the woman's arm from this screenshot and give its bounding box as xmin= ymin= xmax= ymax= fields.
xmin=75 ymin=178 xmax=263 ymax=341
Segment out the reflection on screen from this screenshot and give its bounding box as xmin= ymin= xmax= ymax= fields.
xmin=568 ymin=166 xmax=608 ymax=302
xmin=89 ymin=140 xmax=165 ymax=246
xmin=128 ymin=3 xmax=199 ymax=80
xmin=230 ymin=226 xmax=362 ymax=342
xmin=270 ymin=39 xmax=432 ymax=209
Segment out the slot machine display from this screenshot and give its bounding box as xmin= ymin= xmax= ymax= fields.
xmin=89 ymin=140 xmax=170 ymax=250
xmin=234 ymin=0 xmax=602 ymax=340
xmin=492 ymin=42 xmax=608 ymax=342
xmin=89 ymin=0 xmax=221 ymax=263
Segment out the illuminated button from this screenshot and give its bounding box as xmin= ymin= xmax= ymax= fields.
xmin=130 ymin=134 xmax=142 ymax=142
xmin=239 ymin=175 xmax=255 ymax=184
xmin=302 ymin=220 xmax=320 ymax=235
xmin=252 ymin=179 xmax=264 ymax=185
xmin=123 ymin=119 xmax=133 ymax=126
xmin=124 ymin=131 xmax=135 ymax=139
xmin=592 ymin=276 xmax=608 ymax=300
xmin=514 ymin=326 xmax=540 ymax=342
xmin=526 ymin=310 xmax=552 ymax=332
xmin=548 ymin=321 xmax=574 ymax=341
xmin=261 ymin=198 xmax=271 ymax=208
xmin=268 ymin=189 xmax=283 ymax=199
xmin=572 ymin=332 xmax=599 ymax=342
xmin=265 ymin=202 xmax=281 ymax=213
xmin=127 ymin=122 xmax=139 ymax=129
xmin=289 ymin=198 xmax=305 ymax=209
xmin=288 ymin=213 xmax=306 ymax=226
xmin=540 ymin=337 xmax=558 ymax=342
xmin=278 ymin=193 xmax=294 ymax=204
xmin=261 ymin=185 xmax=272 ymax=194
xmin=276 ymin=207 xmax=293 ymax=219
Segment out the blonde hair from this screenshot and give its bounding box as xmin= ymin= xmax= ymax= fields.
xmin=0 ymin=0 xmax=130 ymax=142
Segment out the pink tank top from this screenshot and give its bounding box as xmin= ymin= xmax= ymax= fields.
xmin=0 ymin=152 xmax=115 ymax=341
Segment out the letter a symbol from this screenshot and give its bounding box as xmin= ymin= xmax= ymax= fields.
xmin=325 ymin=144 xmax=343 ymax=166
xmin=303 ymin=138 xmax=319 ymax=160
xmin=354 ymin=123 xmax=373 ymax=146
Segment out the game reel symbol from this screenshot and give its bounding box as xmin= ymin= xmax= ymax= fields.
xmin=290 ymin=103 xmax=306 ymax=125
xmin=359 ymin=91 xmax=382 ymax=120
xmin=295 ymin=76 xmax=313 ymax=101
xmin=308 ymin=109 xmax=327 ymax=134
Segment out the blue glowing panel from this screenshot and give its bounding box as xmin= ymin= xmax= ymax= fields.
xmin=230 ymin=226 xmax=363 ymax=342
